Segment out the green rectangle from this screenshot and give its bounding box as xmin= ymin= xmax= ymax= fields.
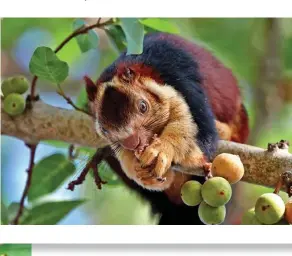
xmin=0 ymin=244 xmax=32 ymax=256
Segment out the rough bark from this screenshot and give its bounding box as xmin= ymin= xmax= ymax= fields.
xmin=173 ymin=141 xmax=292 ymax=189
xmin=1 ymin=100 xmax=107 ymax=148
xmin=2 ymin=99 xmax=292 ymax=190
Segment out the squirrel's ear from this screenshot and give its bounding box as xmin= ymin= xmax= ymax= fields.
xmin=118 ymin=67 xmax=136 ymax=84
xmin=84 ymin=76 xmax=97 ymax=102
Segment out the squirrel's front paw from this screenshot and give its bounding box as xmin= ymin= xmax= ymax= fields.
xmin=135 ymin=134 xmax=174 ymax=179
xmin=135 ymin=164 xmax=166 ymax=186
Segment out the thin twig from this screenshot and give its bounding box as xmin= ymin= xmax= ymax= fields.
xmin=67 ymin=147 xmax=110 ymax=191
xmin=273 ymin=177 xmax=283 ymax=195
xmin=29 ymin=18 xmax=114 ymax=100
xmin=57 ymin=85 xmax=92 ymax=116
xmin=282 ymin=171 xmax=292 ymax=197
xmin=12 ymin=143 xmax=37 ymax=225
xmin=92 ymin=163 xmax=107 ymax=189
xmin=67 ymin=158 xmax=92 ymax=191
xmin=68 ymin=144 xmax=75 ymax=160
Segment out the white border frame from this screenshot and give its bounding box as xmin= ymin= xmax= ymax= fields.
xmin=0 ymin=0 xmax=292 ymax=18
xmin=0 ymin=226 xmax=292 ymax=244
xmin=1 ymin=0 xmax=292 ymax=245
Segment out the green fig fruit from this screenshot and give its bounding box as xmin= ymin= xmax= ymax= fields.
xmin=201 ymin=177 xmax=232 ymax=207
xmin=241 ymin=208 xmax=263 ymax=225
xmin=1 ymin=76 xmax=29 ymax=97
xmin=198 ymin=201 xmax=226 ymax=225
xmin=3 ymin=93 xmax=26 ymax=116
xmin=255 ymin=193 xmax=285 ymax=224
xmin=1 ymin=77 xmax=13 ymax=97
xmin=180 ymin=180 xmax=203 ymax=206
xmin=11 ymin=76 xmax=29 ymax=94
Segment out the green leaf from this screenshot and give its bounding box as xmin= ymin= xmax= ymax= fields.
xmin=283 ymin=37 xmax=292 ymax=70
xmin=7 ymin=202 xmax=29 ymax=224
xmin=140 ymin=18 xmax=179 ymax=34
xmin=28 ymin=153 xmax=76 ymax=202
xmin=104 ymin=24 xmax=127 ymax=53
xmin=29 ymin=46 xmax=69 ymax=84
xmin=1 ymin=202 xmax=9 ymax=225
xmin=75 ymin=87 xmax=89 ymax=112
xmin=120 ymin=18 xmax=144 ymax=55
xmin=21 ymin=200 xmax=85 ymax=225
xmin=0 ymin=244 xmax=32 ymax=256
xmin=97 ymin=161 xmax=122 ymax=186
xmin=73 ymin=19 xmax=99 ymax=53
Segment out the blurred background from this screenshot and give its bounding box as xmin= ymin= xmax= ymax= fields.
xmin=1 ymin=18 xmax=292 ymax=225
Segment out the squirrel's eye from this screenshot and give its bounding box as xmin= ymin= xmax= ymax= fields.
xmin=101 ymin=127 xmax=108 ymax=135
xmin=138 ymin=100 xmax=148 ymax=113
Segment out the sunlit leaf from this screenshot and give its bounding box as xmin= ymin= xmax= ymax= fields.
xmin=75 ymin=86 xmax=89 ymax=112
xmin=120 ymin=18 xmax=144 ymax=55
xmin=73 ymin=19 xmax=99 ymax=53
xmin=104 ymin=24 xmax=127 ymax=53
xmin=97 ymin=161 xmax=122 ymax=186
xmin=7 ymin=202 xmax=29 ymax=224
xmin=1 ymin=202 xmax=9 ymax=225
xmin=140 ymin=18 xmax=179 ymax=34
xmin=28 ymin=153 xmax=76 ymax=202
xmin=21 ymin=200 xmax=85 ymax=225
xmin=29 ymin=46 xmax=69 ymax=84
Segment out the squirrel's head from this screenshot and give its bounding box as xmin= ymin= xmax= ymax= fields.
xmin=85 ymin=63 xmax=175 ymax=151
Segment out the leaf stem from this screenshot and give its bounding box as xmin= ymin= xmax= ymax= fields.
xmin=57 ymin=84 xmax=92 ymax=116
xmin=12 ymin=143 xmax=38 ymax=225
xmin=67 ymin=147 xmax=110 ymax=191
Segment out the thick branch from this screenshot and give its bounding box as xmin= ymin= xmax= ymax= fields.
xmin=1 ymin=99 xmax=107 ymax=148
xmin=173 ymin=141 xmax=292 ymax=189
xmin=2 ymin=100 xmax=292 ymax=190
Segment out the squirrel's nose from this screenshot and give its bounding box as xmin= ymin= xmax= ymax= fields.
xmin=120 ymin=132 xmax=140 ymax=151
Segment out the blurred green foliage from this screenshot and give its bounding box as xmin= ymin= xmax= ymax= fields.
xmin=73 ymin=19 xmax=99 ymax=53
xmin=1 ymin=18 xmax=292 ymax=225
xmin=0 ymin=244 xmax=31 ymax=256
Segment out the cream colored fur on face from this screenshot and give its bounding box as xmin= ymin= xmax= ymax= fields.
xmin=108 ymin=77 xmax=205 ymax=191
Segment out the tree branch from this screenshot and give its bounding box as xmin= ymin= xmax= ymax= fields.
xmin=2 ymin=100 xmax=292 ymax=190
xmin=56 ymin=85 xmax=91 ymax=116
xmin=173 ymin=141 xmax=292 ymax=189
xmin=1 ymin=99 xmax=106 ymax=148
xmin=12 ymin=143 xmax=37 ymax=225
xmin=67 ymin=147 xmax=108 ymax=191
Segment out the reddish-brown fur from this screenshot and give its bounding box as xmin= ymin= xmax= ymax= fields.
xmin=85 ymin=32 xmax=250 ymax=224
xmin=97 ymin=34 xmax=249 ymax=144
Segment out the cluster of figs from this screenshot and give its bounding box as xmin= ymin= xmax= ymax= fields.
xmin=1 ymin=75 xmax=29 ymax=116
xmin=180 ymin=153 xmax=292 ymax=225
